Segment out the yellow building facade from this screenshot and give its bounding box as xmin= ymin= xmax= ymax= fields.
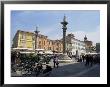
xmin=12 ymin=30 xmax=63 ymax=53
xmin=12 ymin=30 xmax=34 ymax=49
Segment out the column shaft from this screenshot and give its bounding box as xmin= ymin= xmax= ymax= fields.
xmin=63 ymin=29 xmax=66 ymax=54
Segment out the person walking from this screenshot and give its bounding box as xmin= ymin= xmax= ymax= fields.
xmin=85 ymin=55 xmax=90 ymax=66
xmin=53 ymin=56 xmax=56 ymax=68
xmin=55 ymin=57 xmax=59 ymax=68
xmin=82 ymin=55 xmax=85 ymax=62
xmin=90 ymin=55 xmax=93 ymax=66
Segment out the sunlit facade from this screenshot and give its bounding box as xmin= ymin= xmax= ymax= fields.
xmin=12 ymin=30 xmax=63 ymax=53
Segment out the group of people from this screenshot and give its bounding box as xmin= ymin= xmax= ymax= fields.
xmin=80 ymin=54 xmax=100 ymax=66
xmin=71 ymin=53 xmax=100 ymax=67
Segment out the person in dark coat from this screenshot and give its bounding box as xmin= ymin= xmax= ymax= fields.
xmin=82 ymin=55 xmax=85 ymax=62
xmin=90 ymin=55 xmax=93 ymax=66
xmin=85 ymin=55 xmax=90 ymax=66
xmin=55 ymin=57 xmax=59 ymax=68
xmin=53 ymin=56 xmax=56 ymax=68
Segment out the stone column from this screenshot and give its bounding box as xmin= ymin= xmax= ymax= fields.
xmin=63 ymin=28 xmax=66 ymax=54
xmin=34 ymin=27 xmax=39 ymax=51
xmin=59 ymin=15 xmax=73 ymax=62
xmin=61 ymin=15 xmax=68 ymax=54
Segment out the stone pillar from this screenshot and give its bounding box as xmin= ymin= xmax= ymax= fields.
xmin=61 ymin=15 xmax=68 ymax=54
xmin=34 ymin=27 xmax=39 ymax=51
xmin=63 ymin=28 xmax=66 ymax=54
xmin=58 ymin=15 xmax=73 ymax=63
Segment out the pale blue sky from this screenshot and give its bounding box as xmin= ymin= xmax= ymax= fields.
xmin=11 ymin=10 xmax=100 ymax=45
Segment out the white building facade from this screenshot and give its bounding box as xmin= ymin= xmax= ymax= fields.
xmin=66 ymin=34 xmax=86 ymax=56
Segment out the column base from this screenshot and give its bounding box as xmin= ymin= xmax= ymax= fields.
xmin=58 ymin=54 xmax=73 ymax=63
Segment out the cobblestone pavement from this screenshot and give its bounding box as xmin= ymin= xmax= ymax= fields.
xmin=49 ymin=62 xmax=100 ymax=77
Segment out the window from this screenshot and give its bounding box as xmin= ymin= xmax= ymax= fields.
xmin=39 ymin=41 xmax=41 ymax=44
xmin=76 ymin=47 xmax=77 ymax=49
xmin=52 ymin=42 xmax=55 ymax=45
xmin=78 ymin=43 xmax=80 ymax=46
xmin=76 ymin=42 xmax=77 ymax=45
xmin=48 ymin=47 xmax=51 ymax=50
xmin=39 ymin=45 xmax=41 ymax=49
xmin=49 ymin=41 xmax=50 ymax=45
xmin=73 ymin=46 xmax=75 ymax=49
xmin=22 ymin=35 xmax=23 ymax=39
xmin=59 ymin=48 xmax=61 ymax=51
xmin=78 ymin=47 xmax=80 ymax=50
xmin=67 ymin=48 xmax=68 ymax=50
xmin=56 ymin=48 xmax=58 ymax=50
xmin=44 ymin=41 xmax=45 ymax=45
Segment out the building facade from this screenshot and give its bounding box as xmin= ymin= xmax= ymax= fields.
xmin=84 ymin=35 xmax=93 ymax=53
xmin=12 ymin=30 xmax=34 ymax=49
xmin=65 ymin=34 xmax=86 ymax=56
xmin=12 ymin=30 xmax=63 ymax=53
xmin=37 ymin=34 xmax=48 ymax=50
xmin=52 ymin=40 xmax=63 ymax=53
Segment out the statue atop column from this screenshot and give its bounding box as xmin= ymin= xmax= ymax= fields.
xmin=58 ymin=15 xmax=73 ymax=63
xmin=61 ymin=15 xmax=68 ymax=54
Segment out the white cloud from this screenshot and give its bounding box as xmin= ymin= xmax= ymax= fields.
xmin=67 ymin=26 xmax=100 ymax=45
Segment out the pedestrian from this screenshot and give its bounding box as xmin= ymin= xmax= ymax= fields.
xmin=53 ymin=56 xmax=56 ymax=68
xmin=93 ymin=55 xmax=96 ymax=64
xmin=90 ymin=55 xmax=93 ymax=66
xmin=79 ymin=55 xmax=82 ymax=62
xmin=82 ymin=55 xmax=85 ymax=62
xmin=55 ymin=57 xmax=59 ymax=68
xmin=85 ymin=55 xmax=90 ymax=66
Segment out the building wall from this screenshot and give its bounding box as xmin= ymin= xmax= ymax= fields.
xmin=25 ymin=33 xmax=33 ymax=48
xmin=12 ymin=30 xmax=63 ymax=53
xmin=71 ymin=39 xmax=85 ymax=55
xmin=84 ymin=36 xmax=93 ymax=53
xmin=41 ymin=39 xmax=63 ymax=53
xmin=37 ymin=35 xmax=48 ymax=51
xmin=84 ymin=41 xmax=93 ymax=53
xmin=66 ymin=34 xmax=86 ymax=56
xmin=47 ymin=40 xmax=53 ymax=51
xmin=52 ymin=40 xmax=57 ymax=52
xmin=54 ymin=40 xmax=63 ymax=52
xmin=12 ymin=30 xmax=34 ymax=49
